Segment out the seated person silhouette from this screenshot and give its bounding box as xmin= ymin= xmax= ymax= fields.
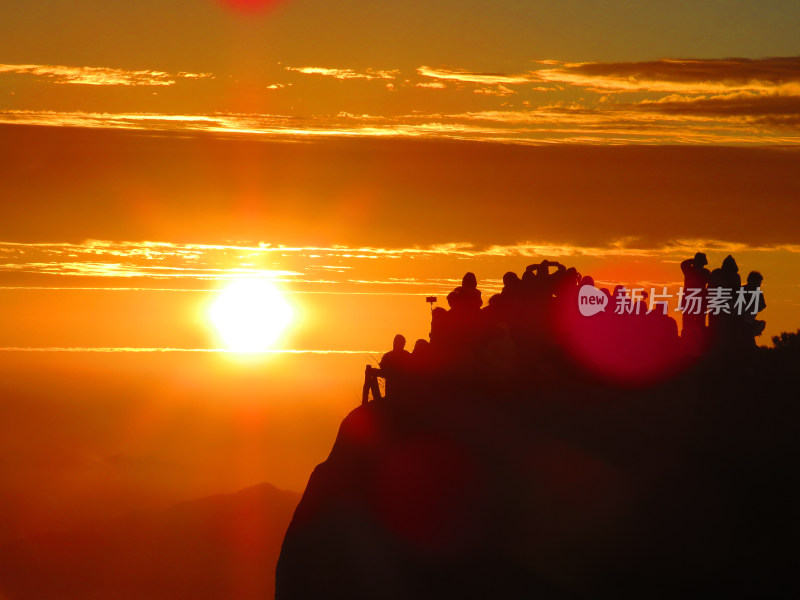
xmin=486 ymin=271 xmax=522 ymax=325
xmin=362 ymin=363 xmax=381 ymax=404
xmin=378 ymin=334 xmax=412 ymax=399
xmin=739 ymin=271 xmax=767 ymax=347
xmin=502 ymin=271 xmax=521 ymax=293
xmin=409 ymin=338 xmax=436 ymax=384
xmin=448 ymin=272 xmax=483 ymax=312
xmin=362 ymin=334 xmax=413 ymax=403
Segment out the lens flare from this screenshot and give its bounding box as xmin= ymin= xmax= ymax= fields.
xmin=217 ymin=0 xmax=284 ymax=14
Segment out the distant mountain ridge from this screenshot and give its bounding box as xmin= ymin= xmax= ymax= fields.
xmin=0 ymin=482 xmax=300 ymax=600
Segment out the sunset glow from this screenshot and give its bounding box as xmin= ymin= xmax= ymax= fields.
xmin=1 ymin=1 xmax=798 ymax=597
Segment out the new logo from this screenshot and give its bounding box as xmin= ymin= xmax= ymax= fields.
xmin=578 ymin=285 xmax=607 ymax=317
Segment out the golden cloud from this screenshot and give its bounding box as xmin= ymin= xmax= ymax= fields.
xmin=3 ymin=102 xmax=799 ymax=146
xmin=417 ymin=66 xmax=531 ymax=85
xmin=533 ymin=57 xmax=800 ymax=95
xmin=284 ymin=66 xmax=398 ymax=80
xmin=0 ymin=64 xmax=212 ymax=86
xmin=473 ymin=85 xmax=515 ymax=96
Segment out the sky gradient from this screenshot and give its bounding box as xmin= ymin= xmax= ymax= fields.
xmin=1 ymin=0 xmax=798 ymax=547
xmin=2 ymin=1 xmax=800 ymax=144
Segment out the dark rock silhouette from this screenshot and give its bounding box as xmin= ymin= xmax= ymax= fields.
xmin=277 ymin=350 xmax=797 ymax=599
xmin=277 ymin=261 xmax=795 ymax=600
xmin=0 ymin=483 xmax=299 ymax=600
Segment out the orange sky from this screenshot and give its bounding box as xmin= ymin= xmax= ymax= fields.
xmin=1 ymin=126 xmax=799 ymax=516
xmin=1 ymin=0 xmax=799 ymax=541
xmin=1 ymin=125 xmax=798 ymax=348
xmin=2 ymin=2 xmax=800 ymax=144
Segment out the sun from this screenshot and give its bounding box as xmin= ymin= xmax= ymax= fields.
xmin=209 ymin=279 xmax=293 ymax=352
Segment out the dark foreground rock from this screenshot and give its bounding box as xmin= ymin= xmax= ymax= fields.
xmin=277 ymin=351 xmax=798 ymax=599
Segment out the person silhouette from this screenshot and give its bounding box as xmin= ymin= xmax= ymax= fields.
xmin=738 ymin=271 xmax=766 ymax=348
xmin=362 ymin=363 xmax=382 ymax=404
xmin=486 ymin=271 xmax=522 ymax=325
xmin=709 ymin=255 xmax=741 ymax=344
xmin=680 ymin=252 xmax=711 ymax=351
xmin=554 ymin=266 xmax=580 ymax=303
xmin=449 ymin=272 xmax=483 ymax=312
xmin=523 ymin=260 xmax=565 ymax=299
xmin=611 ymin=285 xmax=628 ymax=314
xmin=408 ymin=338 xmax=436 ymax=388
xmin=379 ymin=334 xmax=412 ymax=399
xmin=502 ymin=271 xmax=521 ymax=292
xmin=635 ymin=290 xmax=650 ymax=316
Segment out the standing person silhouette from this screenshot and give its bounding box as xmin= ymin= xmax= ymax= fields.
xmin=680 ymin=252 xmax=711 ymax=352
xmin=709 ymin=255 xmax=741 ymax=345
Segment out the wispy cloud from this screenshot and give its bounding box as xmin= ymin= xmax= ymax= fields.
xmin=4 ymin=238 xmax=795 ymax=350
xmin=474 ymin=85 xmax=516 ymax=96
xmin=1 ymin=239 xmax=797 ymax=339
xmin=533 ymin=57 xmax=800 ymax=95
xmin=448 ymin=101 xmax=800 ymax=142
xmin=0 ymin=261 xmax=299 ymax=280
xmin=0 ymin=240 xmax=300 ymax=283
xmin=284 ymin=66 xmax=398 ymax=80
xmin=3 ymin=106 xmax=799 ymax=146
xmin=417 ymin=66 xmax=531 ymax=85
xmin=4 ymin=57 xmax=800 ymax=145
xmin=2 ymin=238 xmax=797 ymax=275
xmin=0 ymin=64 xmax=213 ymax=86
xmin=2 ymin=57 xmax=800 ymax=145
xmin=628 ymin=91 xmax=800 ymax=127
xmin=0 ymin=110 xmax=513 ymax=141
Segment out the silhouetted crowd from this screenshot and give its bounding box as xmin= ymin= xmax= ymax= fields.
xmin=364 ymin=253 xmax=766 ymax=402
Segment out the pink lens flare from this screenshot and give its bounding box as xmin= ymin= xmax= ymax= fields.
xmin=217 ymin=0 xmax=284 ymax=15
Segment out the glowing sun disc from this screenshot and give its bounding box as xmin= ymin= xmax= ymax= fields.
xmin=210 ymin=279 xmax=293 ymax=352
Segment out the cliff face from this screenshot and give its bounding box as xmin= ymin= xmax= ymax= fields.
xmin=276 ymin=361 xmax=796 ymax=599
